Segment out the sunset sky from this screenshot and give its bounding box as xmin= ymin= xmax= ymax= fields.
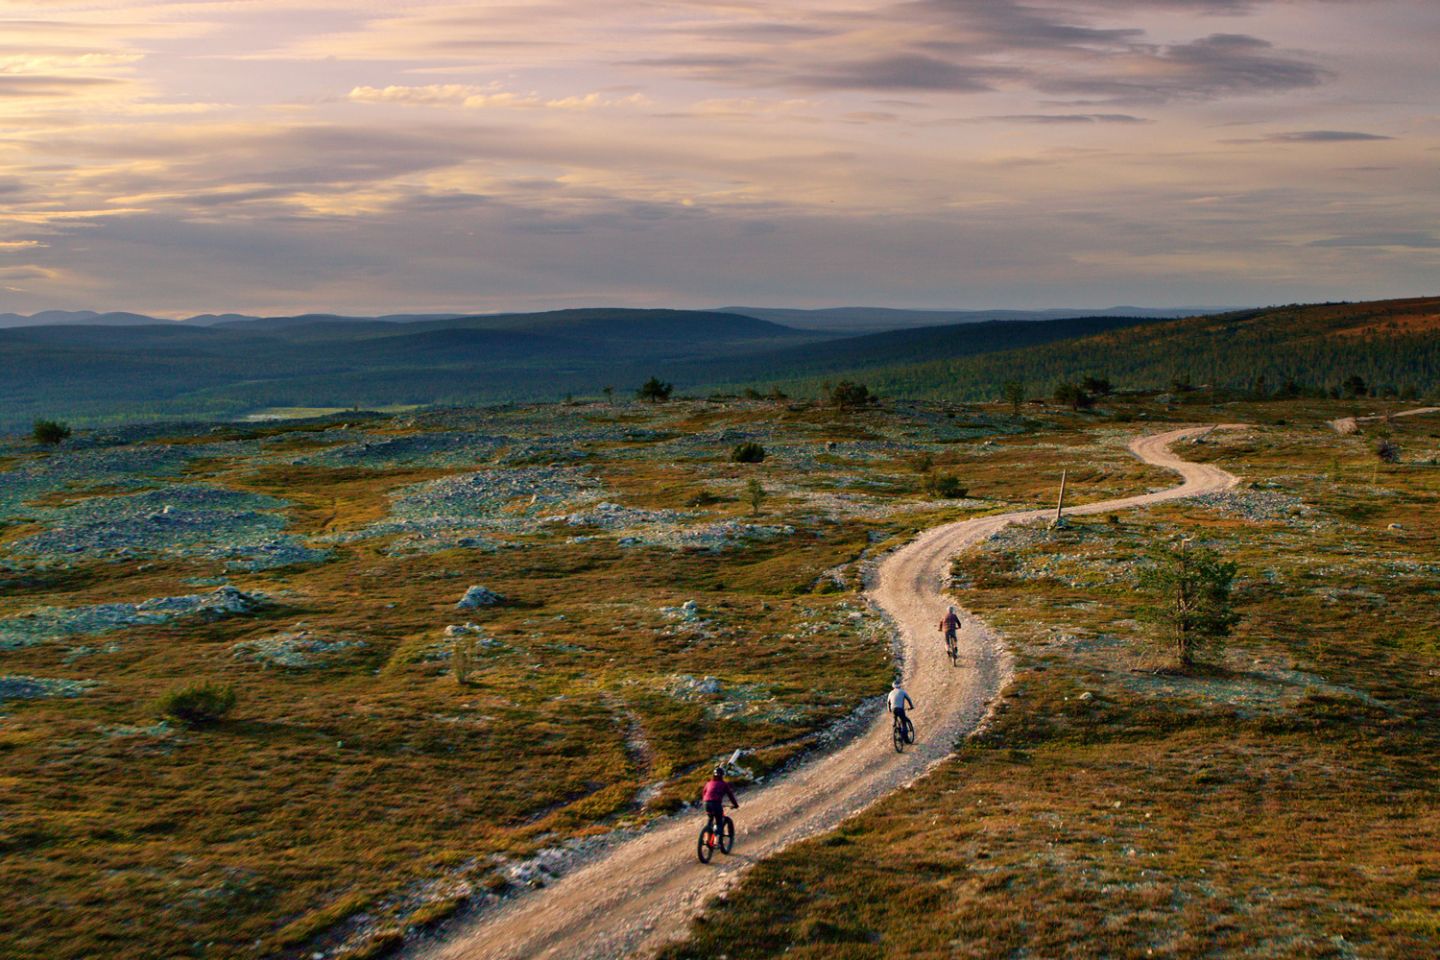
xmin=1 ymin=0 xmax=1437 ymax=316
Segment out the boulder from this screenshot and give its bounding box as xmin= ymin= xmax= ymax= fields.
xmin=457 ymin=585 xmax=505 ymax=609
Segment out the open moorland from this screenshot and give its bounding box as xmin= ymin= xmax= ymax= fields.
xmin=661 ymin=403 xmax=1440 ymax=959
xmin=2 ymin=393 xmax=1189 ymax=960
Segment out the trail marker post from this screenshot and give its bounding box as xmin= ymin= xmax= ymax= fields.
xmin=1052 ymin=469 xmax=1069 ymax=528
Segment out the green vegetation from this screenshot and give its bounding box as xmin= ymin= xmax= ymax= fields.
xmin=155 ymin=681 xmax=236 ymax=726
xmin=1137 ymin=537 xmax=1240 ymax=669
xmin=637 ymin=376 xmax=675 ymax=402
xmin=31 ymin=419 xmax=71 ymax=446
xmin=745 ymin=477 xmax=766 ymax=516
xmin=664 ymin=404 xmax=1440 ymax=960
xmin=731 ymin=442 xmax=766 ymax=463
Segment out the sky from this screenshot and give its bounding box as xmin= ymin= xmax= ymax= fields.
xmin=0 ymin=0 xmax=1437 ymax=316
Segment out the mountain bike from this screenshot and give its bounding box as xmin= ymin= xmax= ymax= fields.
xmin=891 ymin=711 xmax=915 ymax=753
xmin=945 ymin=631 xmax=959 ymax=667
xmin=697 ymin=814 xmax=735 ymax=864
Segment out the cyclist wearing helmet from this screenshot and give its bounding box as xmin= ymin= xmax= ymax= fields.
xmin=701 ymin=766 xmax=739 ymax=838
xmin=887 ymin=681 xmax=914 ymax=726
xmin=939 ymin=606 xmax=961 ymax=646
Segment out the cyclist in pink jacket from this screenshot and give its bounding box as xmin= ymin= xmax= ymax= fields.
xmin=701 ymin=766 xmax=739 ymax=837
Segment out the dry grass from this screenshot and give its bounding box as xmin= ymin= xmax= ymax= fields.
xmin=663 ymin=403 xmax=1440 ymax=960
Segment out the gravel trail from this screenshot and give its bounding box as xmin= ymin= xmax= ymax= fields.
xmin=413 ymin=425 xmax=1242 ymax=960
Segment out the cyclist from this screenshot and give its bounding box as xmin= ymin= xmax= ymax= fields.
xmin=887 ymin=681 xmax=915 ymax=737
xmin=701 ymin=766 xmax=739 ymax=840
xmin=939 ymin=606 xmax=962 ymax=650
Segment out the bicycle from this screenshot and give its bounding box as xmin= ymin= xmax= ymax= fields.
xmin=945 ymin=631 xmax=959 ymax=667
xmin=696 ymin=814 xmax=735 ymax=864
xmin=891 ymin=711 xmax=915 ymax=753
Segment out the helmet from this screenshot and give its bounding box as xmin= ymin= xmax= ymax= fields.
xmin=713 ymin=766 xmax=725 ymax=777
xmin=891 ymin=680 xmax=900 ymax=688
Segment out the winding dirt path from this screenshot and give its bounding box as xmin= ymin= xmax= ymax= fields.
xmin=414 ymin=425 xmax=1243 ymax=960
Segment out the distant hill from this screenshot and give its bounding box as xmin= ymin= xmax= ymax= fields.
xmin=0 ymin=308 xmax=826 ymax=428
xmin=765 ymin=297 xmax=1440 ymax=401
xmin=720 ymin=305 xmax=1239 ymax=333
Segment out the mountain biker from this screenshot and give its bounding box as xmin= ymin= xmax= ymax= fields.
xmin=939 ymin=606 xmax=961 ymax=648
xmin=701 ymin=766 xmax=739 ymax=839
xmin=887 ymin=681 xmax=914 ymax=732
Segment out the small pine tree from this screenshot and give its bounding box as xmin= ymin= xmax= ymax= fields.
xmin=1002 ymin=380 xmax=1025 ymax=414
xmin=745 ymin=477 xmax=766 ymax=516
xmin=1137 ymin=538 xmax=1240 ymax=670
xmin=1376 ymin=438 xmax=1401 ymax=464
xmin=636 ymin=377 xmax=673 ymax=403
xmin=1342 ymin=374 xmax=1368 ymax=399
xmin=602 ymin=385 xmax=614 ymax=404
xmin=1053 ymin=382 xmax=1093 ymax=411
xmin=1081 ymin=376 xmax=1113 ymax=397
xmin=33 ymin=419 xmax=72 ymax=446
xmin=825 ymin=380 xmax=873 ymax=410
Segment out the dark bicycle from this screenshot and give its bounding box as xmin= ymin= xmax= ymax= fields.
xmin=891 ymin=712 xmax=915 ymax=753
xmin=945 ymin=632 xmax=959 ymax=667
xmin=697 ymin=814 xmax=735 ymax=863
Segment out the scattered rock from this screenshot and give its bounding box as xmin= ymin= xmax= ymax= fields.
xmin=0 ymin=674 xmax=98 ymax=703
xmin=457 ymin=585 xmax=505 ymax=609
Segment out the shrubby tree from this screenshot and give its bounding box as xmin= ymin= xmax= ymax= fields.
xmin=1052 ymin=381 xmax=1093 ymax=411
xmin=825 ymin=380 xmax=874 ymax=410
xmin=1137 ymin=538 xmax=1240 ymax=670
xmin=745 ymin=477 xmax=766 ymax=516
xmin=636 ymin=376 xmax=673 ymax=403
xmin=1342 ymin=374 xmax=1368 ymax=399
xmin=33 ymin=419 xmax=71 ymax=446
xmin=1081 ymin=375 xmax=1113 ymax=397
xmin=921 ymin=472 xmax=967 ymax=499
xmin=731 ymin=442 xmax=766 ymax=463
xmin=1002 ymin=380 xmax=1025 ymax=414
xmin=1375 ymin=437 xmax=1401 ymax=464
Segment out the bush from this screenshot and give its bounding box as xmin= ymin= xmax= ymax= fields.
xmin=922 ymin=472 xmax=968 ymax=498
xmin=32 ymin=419 xmax=71 ymax=446
xmin=825 ymin=380 xmax=873 ymax=410
xmin=636 ymin=376 xmax=673 ymax=402
xmin=1137 ymin=538 xmax=1239 ymax=669
xmin=731 ymin=442 xmax=766 ymax=463
xmin=156 ymin=681 xmax=236 ymax=726
xmin=1052 ymin=382 xmax=1094 ymax=411
xmin=1376 ymin=438 xmax=1401 ymax=464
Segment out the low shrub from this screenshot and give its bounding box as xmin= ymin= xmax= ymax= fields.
xmin=155 ymin=681 xmax=236 ymax=726
xmin=922 ymin=472 xmax=968 ymax=498
xmin=731 ymin=442 xmax=766 ymax=463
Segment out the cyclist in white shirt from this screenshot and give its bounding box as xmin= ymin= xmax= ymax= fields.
xmin=886 ymin=681 xmax=914 ymax=726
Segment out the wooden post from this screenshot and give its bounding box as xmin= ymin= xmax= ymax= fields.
xmin=1053 ymin=469 xmax=1068 ymax=526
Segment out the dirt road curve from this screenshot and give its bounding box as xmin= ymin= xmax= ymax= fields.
xmin=1330 ymin=406 xmax=1439 ymax=434
xmin=414 ymin=425 xmax=1243 ymax=960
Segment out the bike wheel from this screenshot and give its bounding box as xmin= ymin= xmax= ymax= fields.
xmin=697 ymin=825 xmax=714 ymax=864
xmin=949 ymin=642 xmax=959 ymax=667
xmin=720 ymin=817 xmax=735 ymax=855
xmin=892 ymin=719 xmax=905 ymax=753
xmin=904 ymin=717 xmax=916 ymax=744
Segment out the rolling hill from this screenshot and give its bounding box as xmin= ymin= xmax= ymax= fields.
xmin=759 ymin=296 xmax=1440 ymax=402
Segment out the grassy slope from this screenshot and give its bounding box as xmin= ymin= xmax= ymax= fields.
xmin=756 ymin=296 xmax=1440 ymax=402
xmin=661 ymin=403 xmax=1440 ymax=959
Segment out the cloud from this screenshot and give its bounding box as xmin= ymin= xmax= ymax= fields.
xmin=1037 ymin=33 xmax=1330 ymax=104
xmin=1219 ymin=129 xmax=1395 ymax=144
xmin=982 ymin=113 xmax=1150 ymax=123
xmin=347 ymin=84 xmax=645 ymax=111
xmin=1309 ymin=232 xmax=1440 ymax=249
xmin=0 ymin=75 xmax=123 ymax=97
xmin=787 ymin=54 xmax=1010 ymax=92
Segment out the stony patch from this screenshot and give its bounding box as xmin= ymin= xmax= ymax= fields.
xmin=0 ymin=587 xmax=265 ymax=650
